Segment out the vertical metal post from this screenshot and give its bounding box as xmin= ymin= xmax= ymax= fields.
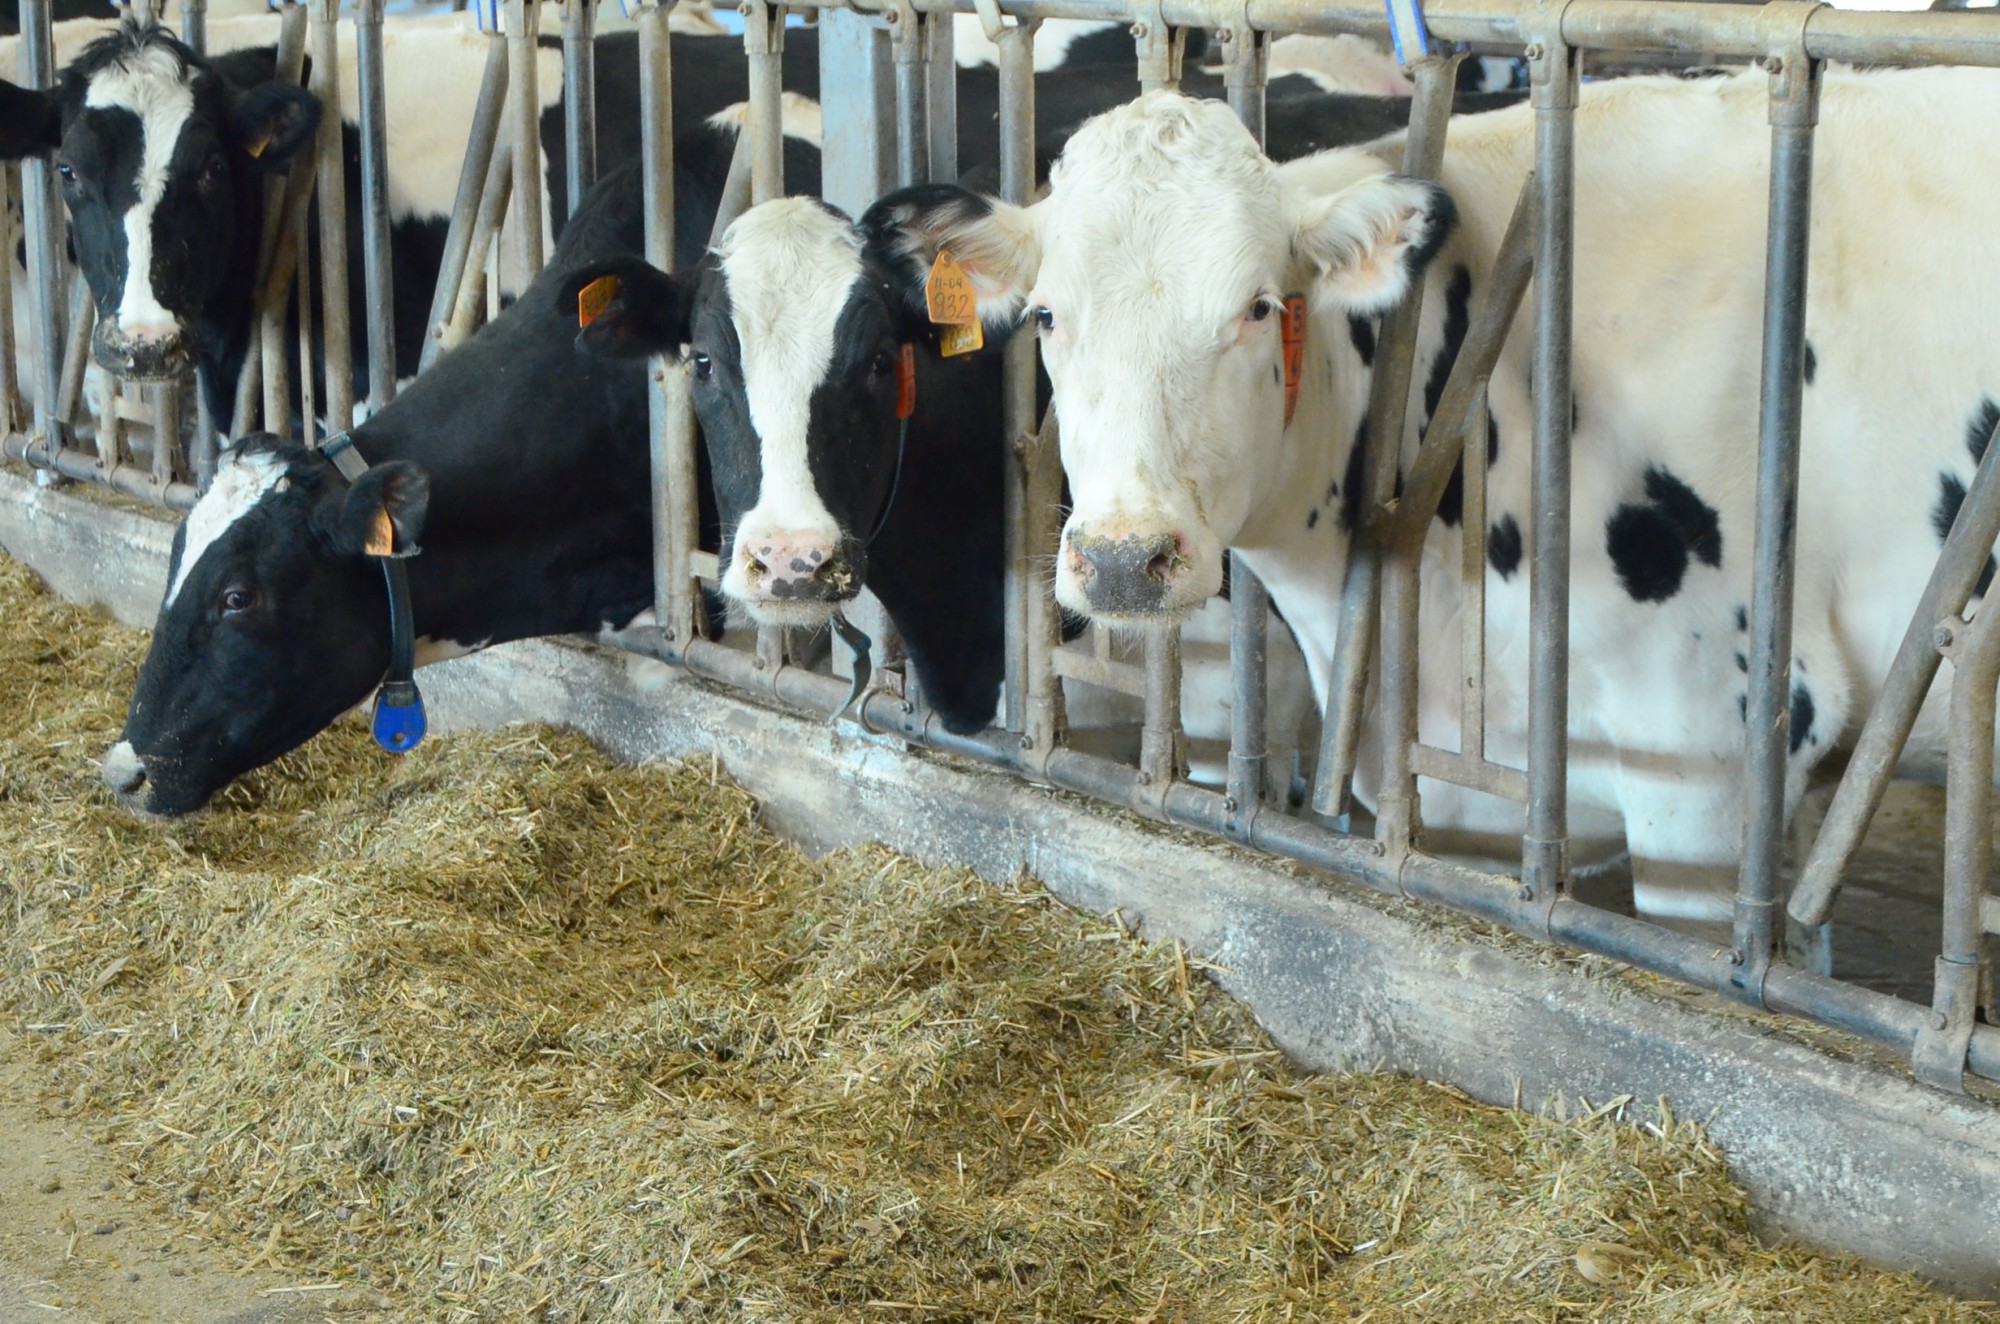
xmin=563 ymin=0 xmax=598 ymax=216
xmin=185 ymin=0 xmax=211 ymax=469
xmin=743 ymin=0 xmax=786 ymax=205
xmin=355 ymin=0 xmax=397 ymax=413
xmin=1733 ymin=47 xmax=1822 ymax=1001
xmin=1520 ymin=31 xmax=1579 ymax=909
xmin=925 ymin=11 xmax=956 ymax=182
xmin=20 ymin=0 xmax=63 ymax=482
xmin=0 ymin=167 xmax=20 ymax=437
xmin=421 ymin=37 xmax=508 ymax=372
xmin=1223 ymin=15 xmax=1271 ymax=835
xmin=817 ymin=10 xmax=896 ymax=214
xmin=448 ymin=142 xmax=515 ymax=344
xmin=1371 ymin=52 xmax=1461 ymax=858
xmin=55 ymin=270 xmax=92 ymax=434
xmin=1310 ymin=52 xmax=1456 ymax=823
xmin=892 ymin=1 xmax=931 ymax=187
xmin=996 ymin=18 xmax=1053 ymax=748
xmin=309 ymin=0 xmax=355 ymax=436
xmin=183 ymin=0 xmax=207 ymax=53
xmin=637 ymin=0 xmax=698 ymax=647
xmin=506 ymin=0 xmax=547 ymax=282
xmin=1141 ymin=624 xmax=1183 ymax=789
xmin=149 ymin=383 xmax=178 ymax=492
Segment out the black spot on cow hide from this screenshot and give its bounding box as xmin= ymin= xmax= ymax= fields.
xmin=1348 ymin=314 xmax=1376 ymax=366
xmin=1605 ymin=465 xmax=1724 ymax=604
xmin=1487 ymin=513 xmax=1522 ymax=580
xmin=1789 ymin=682 xmax=1815 ymax=755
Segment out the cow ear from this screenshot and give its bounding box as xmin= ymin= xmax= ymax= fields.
xmin=1293 ymin=173 xmax=1454 ymax=314
xmin=226 ymin=82 xmax=321 ymax=173
xmin=862 ymin=183 xmax=1040 ymax=332
xmin=563 ymin=256 xmax=692 ymax=359
xmin=333 ymin=461 xmax=430 ymax=558
xmin=0 ymin=80 xmax=60 ymax=159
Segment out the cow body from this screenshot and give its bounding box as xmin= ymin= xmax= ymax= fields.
xmin=877 ymin=69 xmax=2000 ymax=908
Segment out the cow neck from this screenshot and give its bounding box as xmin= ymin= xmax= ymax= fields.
xmin=194 ymin=158 xmax=277 ymax=423
xmin=850 ymin=343 xmax=1008 ymax=731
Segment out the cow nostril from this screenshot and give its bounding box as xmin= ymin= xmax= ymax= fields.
xmin=1146 ymin=550 xmax=1176 ymax=582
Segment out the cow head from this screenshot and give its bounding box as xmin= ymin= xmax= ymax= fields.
xmin=0 ymin=21 xmax=318 ymax=380
xmin=103 ymin=436 xmax=429 ymax=817
xmin=563 ymin=198 xmax=914 ymax=631
xmin=870 ymin=92 xmax=1451 ymax=624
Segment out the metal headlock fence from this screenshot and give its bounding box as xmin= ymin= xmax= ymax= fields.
xmin=6 ymin=0 xmax=2000 ymax=1094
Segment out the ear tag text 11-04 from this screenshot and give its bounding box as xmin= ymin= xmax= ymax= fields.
xmin=578 ymin=274 xmax=620 ymax=328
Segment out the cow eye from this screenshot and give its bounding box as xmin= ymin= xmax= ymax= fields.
xmin=691 ymin=351 xmax=713 ymax=383
xmin=1032 ymin=306 xmax=1054 ymax=333
xmin=55 ymin=160 xmax=75 ymax=184
xmin=219 ymin=588 xmax=258 ymax=616
xmin=871 ymin=349 xmax=898 ymax=378
xmin=1247 ymin=297 xmax=1276 ymax=323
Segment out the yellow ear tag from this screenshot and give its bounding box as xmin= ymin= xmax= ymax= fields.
xmin=939 ymin=320 xmax=984 ymax=357
xmin=364 ymin=506 xmax=396 ymax=558
xmin=577 ymin=274 xmax=620 ymax=328
xmin=925 ymin=249 xmax=979 ymax=326
xmin=245 ymin=134 xmax=269 ymax=160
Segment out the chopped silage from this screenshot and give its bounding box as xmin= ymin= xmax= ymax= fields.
xmin=0 ymin=551 xmax=1989 ymax=1323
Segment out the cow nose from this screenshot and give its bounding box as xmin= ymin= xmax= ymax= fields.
xmin=741 ymin=535 xmax=855 ymax=602
xmin=92 ymin=317 xmax=191 ymax=381
xmin=101 ymin=741 xmax=148 ymax=797
xmin=1067 ymin=528 xmax=1187 ymax=614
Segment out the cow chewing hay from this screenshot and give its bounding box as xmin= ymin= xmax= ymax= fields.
xmin=0 ymin=552 xmax=1987 ymax=1321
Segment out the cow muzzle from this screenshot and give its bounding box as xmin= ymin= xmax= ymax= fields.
xmin=726 ymin=532 xmax=862 ymax=624
xmin=1064 ymin=526 xmax=1194 ymax=617
xmin=92 ymin=317 xmax=193 ymax=381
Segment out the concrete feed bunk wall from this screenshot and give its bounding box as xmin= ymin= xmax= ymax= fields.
xmin=4 ymin=465 xmax=2000 ymax=1295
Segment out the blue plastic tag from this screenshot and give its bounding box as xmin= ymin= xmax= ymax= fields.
xmin=372 ymin=681 xmax=428 ymax=754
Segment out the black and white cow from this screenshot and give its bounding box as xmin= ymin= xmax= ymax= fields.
xmin=94 ymin=146 xmax=803 ymax=817
xmin=868 ymin=72 xmax=2000 ymax=911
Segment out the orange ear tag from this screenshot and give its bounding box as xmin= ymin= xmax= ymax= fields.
xmin=245 ymin=134 xmax=270 ymax=159
xmin=577 ymin=274 xmax=621 ymax=328
xmin=896 ymin=343 xmax=917 ymax=419
xmin=364 ymin=506 xmax=396 ymax=558
xmin=1281 ymin=294 xmax=1309 ymax=428
xmin=925 ymin=248 xmax=979 ymax=326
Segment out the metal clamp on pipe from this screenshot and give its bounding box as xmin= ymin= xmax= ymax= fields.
xmin=1134 ymin=0 xmax=1188 ymax=92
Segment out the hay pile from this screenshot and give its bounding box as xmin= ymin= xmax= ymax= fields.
xmin=0 ymin=551 xmax=1988 ymax=1323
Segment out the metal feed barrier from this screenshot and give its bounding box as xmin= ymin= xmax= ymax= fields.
xmin=5 ymin=0 xmax=2000 ymax=1094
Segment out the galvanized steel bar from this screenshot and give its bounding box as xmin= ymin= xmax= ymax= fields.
xmin=1790 ymin=407 xmax=2000 ymax=930
xmin=20 ymin=0 xmax=63 ymax=482
xmin=1310 ymin=49 xmax=1455 ymax=823
xmin=892 ymin=1 xmax=932 ymax=187
xmin=0 ymin=167 xmax=18 ymax=436
xmin=1915 ymin=604 xmax=2000 ymax=1091
xmin=1222 ymin=14 xmax=1272 ymax=836
xmin=355 ymin=0 xmax=398 ymax=413
xmin=309 ymin=0 xmax=355 ymax=435
xmin=1520 ymin=26 xmax=1578 ymax=908
xmin=149 ymin=384 xmax=178 ymax=492
xmin=925 ymin=11 xmax=956 ymax=181
xmin=1371 ymin=52 xmax=1459 ymax=858
xmin=744 ymin=0 xmax=787 ymax=205
xmin=54 ymin=270 xmax=92 ymax=434
xmin=2 ymin=432 xmax=198 ymax=509
xmin=94 ymin=379 xmax=123 ymax=475
xmin=563 ymin=0 xmax=599 ymax=215
xmin=182 ymin=0 xmax=207 ymax=53
xmin=506 ymin=0 xmax=547 ymax=282
xmin=421 ymin=35 xmax=508 ymax=372
xmin=1732 ymin=43 xmax=1820 ymax=1003
xmin=448 ymin=141 xmax=516 ymax=344
xmin=1458 ymin=383 xmax=1489 ymax=762
xmin=1140 ymin=624 xmax=1183 ymax=790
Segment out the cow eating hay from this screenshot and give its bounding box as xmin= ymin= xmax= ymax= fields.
xmin=0 ymin=554 xmax=1986 ymax=1320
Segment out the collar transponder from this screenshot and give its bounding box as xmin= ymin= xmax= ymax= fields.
xmin=322 ymin=433 xmax=427 ymax=755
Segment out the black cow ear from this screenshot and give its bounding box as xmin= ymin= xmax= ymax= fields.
xmin=563 ymin=256 xmax=691 ymax=360
xmin=860 ymin=183 xmax=1040 ymax=333
xmin=227 ymin=82 xmax=321 ymax=173
xmin=334 ymin=461 xmax=429 ymax=558
xmin=0 ymin=80 xmax=60 ymax=159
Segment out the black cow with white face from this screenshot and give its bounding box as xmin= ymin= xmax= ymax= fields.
xmin=0 ymin=23 xmax=316 ymax=381
xmin=562 ymin=193 xmax=1010 ymax=734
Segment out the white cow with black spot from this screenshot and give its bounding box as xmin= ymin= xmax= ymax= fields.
xmin=873 ymin=67 xmax=2000 ymax=912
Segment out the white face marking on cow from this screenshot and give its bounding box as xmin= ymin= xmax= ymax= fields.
xmin=83 ymin=44 xmax=194 ymax=337
xmin=713 ymin=200 xmax=866 ymax=614
xmin=164 ymin=449 xmax=289 ymax=608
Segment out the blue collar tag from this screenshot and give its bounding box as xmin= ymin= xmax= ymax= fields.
xmin=372 ymin=679 xmax=428 ymax=754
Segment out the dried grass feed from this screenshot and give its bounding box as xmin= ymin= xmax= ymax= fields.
xmin=0 ymin=551 xmax=1989 ymax=1322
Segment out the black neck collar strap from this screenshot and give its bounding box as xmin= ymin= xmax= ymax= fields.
xmin=320 ymin=432 xmax=427 ymax=754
